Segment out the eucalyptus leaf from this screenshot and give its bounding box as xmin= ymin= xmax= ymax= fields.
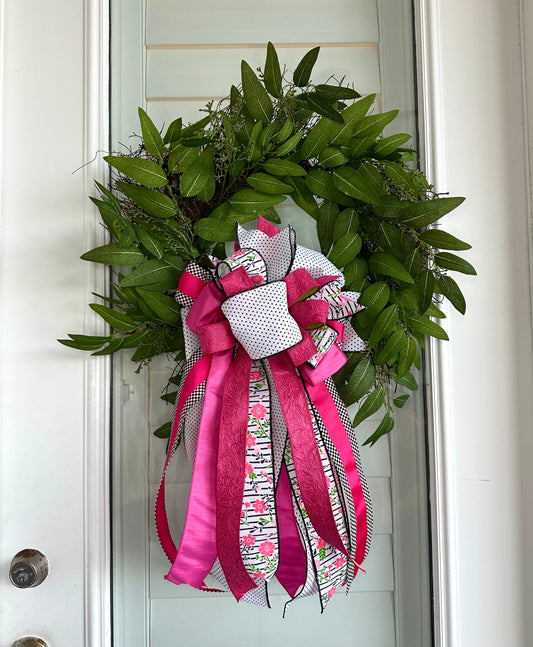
xmin=247 ymin=173 xmax=294 ymax=194
xmin=352 ymin=385 xmax=386 ymax=427
xmin=359 ymin=281 xmax=390 ymax=317
xmin=195 ymin=218 xmax=236 ymax=242
xmin=418 ymin=270 xmax=435 ymax=313
xmin=301 ymin=116 xmax=341 ymax=160
xmin=229 ymin=189 xmax=286 ymax=213
xmin=273 ymin=118 xmax=294 ymax=143
xmin=368 ymin=304 xmax=399 ymax=349
xmin=119 ymin=259 xmax=180 ymax=288
xmin=117 ymin=182 xmax=176 ymax=218
xmin=297 ymin=93 xmax=344 ymax=123
xmin=91 ymin=337 xmax=126 ymax=356
xmin=333 ymin=208 xmax=359 ymax=242
xmin=274 ymin=132 xmax=303 ymax=157
xmin=434 ymin=252 xmax=477 ymax=275
xmin=153 ymin=421 xmax=172 ymax=439
xmin=134 ymin=227 xmax=165 ymax=259
xmin=58 ymin=338 xmax=107 ymax=351
xmin=319 ymin=146 xmax=350 ymax=168
xmin=328 ymin=233 xmax=362 ymax=268
xmin=180 ymin=147 xmax=215 ymax=197
xmin=344 ymin=257 xmax=369 ymax=291
xmin=293 ymin=46 xmax=320 ymax=86
xmin=369 ymin=252 xmax=415 ymax=284
xmin=330 ymin=94 xmax=376 ymax=146
xmin=306 ymin=169 xmax=354 ymax=206
xmin=375 ymin=327 xmax=406 ymax=365
xmin=168 ymin=144 xmax=200 ymax=173
xmin=263 ymin=158 xmax=307 ymax=176
xmin=332 ymin=167 xmax=383 ymax=205
xmin=163 ymin=117 xmax=182 ymax=144
xmin=264 ymin=42 xmax=282 ymax=98
xmin=104 ymin=155 xmax=168 ymax=188
xmin=408 ymin=314 xmax=449 ymax=340
xmin=317 ymin=200 xmax=339 ymax=255
xmin=373 ymin=133 xmax=411 ymax=158
xmin=314 ymin=84 xmax=360 ymax=100
xmin=363 ymin=413 xmax=394 ymax=446
xmin=285 ymin=177 xmax=320 ymax=220
xmin=136 ymin=288 xmax=181 ymax=325
xmin=138 ymin=107 xmax=165 ymax=160
xmin=241 ymin=60 xmax=273 ymax=122
xmin=81 ymin=242 xmax=144 ymax=266
xmin=89 ymin=303 xmax=137 ymax=331
xmin=393 ymin=394 xmax=409 ymax=408
xmin=400 ymin=196 xmax=466 ymax=228
xmin=346 ymin=358 xmax=376 ymax=404
xmin=89 ymin=197 xmax=123 ymax=238
xmin=438 ymin=274 xmax=467 ymax=314
xmin=390 ymin=369 xmax=419 ymax=391
xmin=397 ymin=337 xmax=417 ymax=378
xmin=419 ymin=228 xmax=472 ymax=250
xmin=352 ymin=109 xmax=399 ymax=139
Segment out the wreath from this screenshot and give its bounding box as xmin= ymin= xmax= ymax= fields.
xmin=61 ymin=43 xmax=474 ymax=608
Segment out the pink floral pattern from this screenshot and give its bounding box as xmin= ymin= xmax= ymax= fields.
xmin=259 ymin=540 xmax=275 ymax=556
xmin=250 ymin=403 xmax=267 ymax=419
xmin=239 ymin=361 xmax=279 ymax=582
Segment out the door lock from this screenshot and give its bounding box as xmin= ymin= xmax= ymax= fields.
xmin=9 ymin=549 xmax=49 ymax=588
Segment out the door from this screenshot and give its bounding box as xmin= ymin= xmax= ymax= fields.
xmin=2 ymin=1 xmax=533 ymax=646
xmin=110 ymin=2 xmax=430 ymax=646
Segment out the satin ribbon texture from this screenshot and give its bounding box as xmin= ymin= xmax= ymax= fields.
xmin=155 ymin=217 xmax=373 ymax=612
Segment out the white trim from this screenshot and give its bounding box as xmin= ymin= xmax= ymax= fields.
xmin=413 ymin=2 xmax=459 ymax=646
xmin=83 ymin=1 xmax=112 ymax=646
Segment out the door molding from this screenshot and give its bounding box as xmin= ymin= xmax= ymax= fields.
xmin=83 ymin=1 xmax=112 ymax=645
xmin=414 ymin=2 xmax=459 ymax=646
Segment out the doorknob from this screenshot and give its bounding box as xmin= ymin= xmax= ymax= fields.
xmin=9 ymin=549 xmax=49 ymax=588
xmin=12 ymin=639 xmax=48 ymax=647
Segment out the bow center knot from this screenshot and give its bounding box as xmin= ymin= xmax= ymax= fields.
xmin=221 ymin=282 xmax=302 ymax=360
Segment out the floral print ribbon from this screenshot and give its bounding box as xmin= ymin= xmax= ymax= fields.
xmin=155 ymin=217 xmax=373 ymax=612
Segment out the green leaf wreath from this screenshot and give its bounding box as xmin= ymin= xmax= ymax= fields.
xmin=60 ymin=43 xmax=475 ymax=446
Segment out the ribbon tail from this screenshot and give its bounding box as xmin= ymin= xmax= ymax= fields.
xmin=267 ymin=352 xmax=348 ymax=558
xmin=307 ymin=380 xmax=372 ymax=573
xmin=165 ymin=349 xmax=233 ymax=588
xmin=275 ymin=464 xmax=307 ymax=597
xmin=155 ymin=353 xmax=211 ymax=563
xmin=216 ymin=346 xmax=257 ymax=601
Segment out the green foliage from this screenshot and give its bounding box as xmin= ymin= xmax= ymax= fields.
xmin=65 ymin=43 xmax=474 ymax=445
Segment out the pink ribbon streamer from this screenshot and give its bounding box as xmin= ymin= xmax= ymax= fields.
xmin=216 ymin=346 xmax=257 ymax=601
xmin=156 ymin=354 xmax=212 ymax=562
xmin=165 ymin=349 xmax=233 ymax=588
xmin=275 ymin=465 xmax=307 ymax=597
xmin=268 ymin=352 xmax=349 ymax=558
xmin=307 ymin=382 xmax=369 ymax=570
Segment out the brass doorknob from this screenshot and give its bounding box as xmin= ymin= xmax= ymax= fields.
xmin=9 ymin=549 xmax=49 ymax=588
xmin=12 ymin=638 xmax=48 ymax=647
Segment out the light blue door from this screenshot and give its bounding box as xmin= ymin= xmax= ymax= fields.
xmin=111 ymin=2 xmax=431 ymax=645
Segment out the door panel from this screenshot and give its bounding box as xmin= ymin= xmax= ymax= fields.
xmin=111 ymin=1 xmax=430 ymax=645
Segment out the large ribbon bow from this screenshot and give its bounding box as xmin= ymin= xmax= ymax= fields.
xmin=156 ymin=217 xmax=373 ymax=611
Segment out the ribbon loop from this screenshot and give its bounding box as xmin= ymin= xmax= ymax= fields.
xmin=221 ymin=282 xmax=302 ymax=360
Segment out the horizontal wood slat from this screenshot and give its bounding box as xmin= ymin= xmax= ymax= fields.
xmin=146 ymin=45 xmax=379 ymax=100
xmin=151 ymin=592 xmax=394 ymax=645
xmin=146 ymin=0 xmax=378 ymax=46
